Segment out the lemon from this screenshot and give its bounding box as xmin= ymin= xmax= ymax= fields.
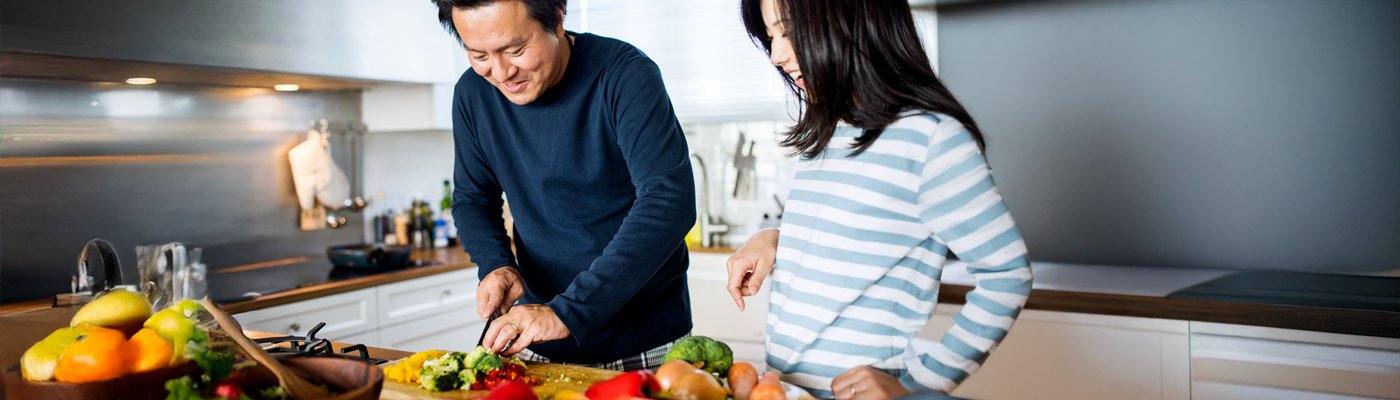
xmin=20 ymin=326 xmax=85 ymax=381
xmin=71 ymin=289 xmax=153 ymax=335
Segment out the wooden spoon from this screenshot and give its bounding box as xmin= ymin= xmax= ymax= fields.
xmin=200 ymin=298 xmax=332 ymax=400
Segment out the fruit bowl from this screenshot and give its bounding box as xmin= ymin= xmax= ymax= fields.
xmin=2 ymin=363 xmax=197 ymax=400
xmin=2 ymin=356 xmax=382 ymax=400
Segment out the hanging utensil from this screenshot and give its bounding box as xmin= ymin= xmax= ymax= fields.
xmin=732 ymin=133 xmax=757 ymax=199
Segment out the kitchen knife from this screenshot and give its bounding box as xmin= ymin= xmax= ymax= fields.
xmin=476 ymin=310 xmax=501 ymax=348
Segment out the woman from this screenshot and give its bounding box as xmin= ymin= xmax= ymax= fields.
xmin=727 ymin=0 xmax=1034 ymax=398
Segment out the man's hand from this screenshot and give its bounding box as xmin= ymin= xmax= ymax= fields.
xmin=482 ymin=304 xmax=571 ymax=356
xmin=831 ymin=366 xmax=911 ymax=400
xmin=477 ymin=267 xmax=526 ymax=320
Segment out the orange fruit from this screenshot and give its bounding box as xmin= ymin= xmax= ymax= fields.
xmin=126 ymin=328 xmax=174 ymax=373
xmin=54 ymin=326 xmax=130 ymax=383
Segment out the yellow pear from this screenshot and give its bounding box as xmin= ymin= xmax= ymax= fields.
xmin=20 ymin=326 xmax=86 ymax=381
xmin=70 ymin=289 xmax=153 ymax=336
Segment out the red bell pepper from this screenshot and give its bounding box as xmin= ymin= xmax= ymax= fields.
xmin=585 ymin=370 xmax=660 ymax=400
xmin=484 ymin=380 xmax=539 ymax=400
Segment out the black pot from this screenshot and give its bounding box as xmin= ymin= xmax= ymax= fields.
xmin=326 ymin=244 xmax=411 ymax=268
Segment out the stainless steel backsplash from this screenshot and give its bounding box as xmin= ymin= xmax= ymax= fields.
xmin=0 ymin=78 xmax=364 ymax=303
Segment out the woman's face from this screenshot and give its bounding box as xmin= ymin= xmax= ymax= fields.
xmin=760 ymin=0 xmax=804 ymax=91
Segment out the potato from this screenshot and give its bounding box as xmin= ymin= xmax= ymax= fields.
xmin=670 ymin=369 xmax=728 ymax=400
xmin=656 ymin=360 xmax=698 ymax=391
xmin=727 ymin=362 xmax=759 ymax=400
xmin=749 ymin=371 xmax=785 ymax=400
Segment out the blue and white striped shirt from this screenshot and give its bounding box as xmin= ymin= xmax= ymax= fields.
xmin=766 ymin=112 xmax=1033 ymax=397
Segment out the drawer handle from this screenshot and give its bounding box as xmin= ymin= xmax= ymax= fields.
xmin=289 ymin=323 xmax=301 ymax=332
xmin=442 ymin=289 xmax=452 ymax=297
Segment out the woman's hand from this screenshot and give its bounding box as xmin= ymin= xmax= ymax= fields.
xmin=726 ymin=228 xmax=780 ymax=311
xmin=831 ymin=366 xmax=911 ymax=400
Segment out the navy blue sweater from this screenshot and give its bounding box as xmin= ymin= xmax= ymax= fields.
xmin=450 ymin=32 xmax=696 ymax=363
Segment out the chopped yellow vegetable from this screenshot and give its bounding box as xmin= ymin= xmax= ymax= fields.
xmin=385 ymin=349 xmax=448 ymax=384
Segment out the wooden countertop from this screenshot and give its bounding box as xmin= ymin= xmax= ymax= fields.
xmin=930 ymin=261 xmax=1400 ymax=338
xmin=219 ymin=247 xmax=476 ymax=314
xmin=0 ymin=247 xmax=477 ymax=317
xmin=937 ymin=279 xmax=1400 ymax=338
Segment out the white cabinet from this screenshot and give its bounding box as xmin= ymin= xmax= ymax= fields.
xmin=375 ymin=268 xmax=481 ymax=353
xmin=338 ymin=330 xmax=381 ymax=348
xmin=380 ymin=315 xmax=485 ymax=354
xmin=362 ymin=83 xmax=456 ymax=132
xmin=234 ymin=269 xmax=481 ymax=354
xmin=234 ymin=287 xmax=379 ymax=340
xmin=924 ymin=306 xmax=1191 ymax=400
xmin=361 ymin=44 xmax=468 ymax=132
xmin=376 ymin=269 xmax=477 ymax=326
xmin=687 ymin=252 xmax=770 ymax=367
xmin=1189 ymin=322 xmax=1400 ymax=399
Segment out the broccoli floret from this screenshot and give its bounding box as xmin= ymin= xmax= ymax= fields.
xmin=419 ymin=352 xmax=467 ymax=391
xmin=457 ymin=368 xmax=478 ymax=387
xmin=463 ymin=345 xmax=504 ymax=373
xmin=663 ymin=336 xmax=736 ymax=375
xmin=663 ymin=337 xmax=706 ymax=365
xmin=701 ymin=339 xmax=734 ymax=375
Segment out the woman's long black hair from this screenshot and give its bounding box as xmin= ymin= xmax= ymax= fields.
xmin=741 ymin=0 xmax=985 ymax=159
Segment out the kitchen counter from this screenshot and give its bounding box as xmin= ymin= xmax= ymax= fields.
xmin=7 ymin=244 xmax=1396 ymax=345
xmin=0 ymin=246 xmax=477 ymax=317
xmin=938 ymin=261 xmax=1400 ymax=338
xmin=216 ymin=246 xmax=475 ymax=314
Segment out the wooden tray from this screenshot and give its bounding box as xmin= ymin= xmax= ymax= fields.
xmin=379 ymin=360 xmax=620 ymax=399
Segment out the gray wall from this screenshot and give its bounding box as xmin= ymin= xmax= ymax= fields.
xmin=0 ymin=78 xmax=364 ymax=303
xmin=938 ymin=0 xmax=1399 ymax=273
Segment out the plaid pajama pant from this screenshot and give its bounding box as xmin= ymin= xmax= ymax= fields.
xmin=517 ymin=335 xmax=687 ymax=371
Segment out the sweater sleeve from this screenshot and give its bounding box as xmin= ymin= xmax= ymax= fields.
xmin=900 ymin=117 xmax=1033 ymax=393
xmin=544 ymin=55 xmax=697 ymax=344
xmin=450 ymin=84 xmax=518 ymax=279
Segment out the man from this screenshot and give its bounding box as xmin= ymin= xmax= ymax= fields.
xmin=431 ymin=0 xmax=696 ymax=369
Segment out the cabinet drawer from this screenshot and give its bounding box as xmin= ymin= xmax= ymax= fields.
xmin=376 ymin=268 xmax=477 ymax=326
xmin=1189 ymin=322 xmax=1400 ymax=399
xmin=233 ymin=287 xmax=377 ymax=339
xmin=379 ymin=315 xmax=485 ymax=354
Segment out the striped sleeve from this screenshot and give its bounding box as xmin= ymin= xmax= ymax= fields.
xmin=900 ymin=118 xmax=1034 ymax=393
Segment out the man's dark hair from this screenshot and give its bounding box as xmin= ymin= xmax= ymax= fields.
xmin=432 ymin=0 xmax=567 ymax=43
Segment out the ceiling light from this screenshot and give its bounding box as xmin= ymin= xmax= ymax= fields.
xmin=274 ymin=84 xmax=300 ymax=92
xmin=125 ymin=77 xmax=157 ymax=85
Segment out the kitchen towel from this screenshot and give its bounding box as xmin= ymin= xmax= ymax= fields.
xmin=287 ymin=128 xmax=323 ymax=210
xmin=287 ymin=127 xmax=350 ymax=210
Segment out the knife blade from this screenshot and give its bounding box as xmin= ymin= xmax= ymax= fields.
xmin=476 ymin=310 xmax=501 ymax=348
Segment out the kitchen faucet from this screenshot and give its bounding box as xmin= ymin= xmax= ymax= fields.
xmin=55 ymin=238 xmax=125 ymax=306
xmin=691 ymin=153 xmax=730 ymax=247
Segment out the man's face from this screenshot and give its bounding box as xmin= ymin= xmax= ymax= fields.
xmin=454 ymin=2 xmax=568 ymax=105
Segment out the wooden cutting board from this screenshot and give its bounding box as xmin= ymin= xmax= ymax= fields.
xmin=379 ymin=361 xmax=620 ymax=400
